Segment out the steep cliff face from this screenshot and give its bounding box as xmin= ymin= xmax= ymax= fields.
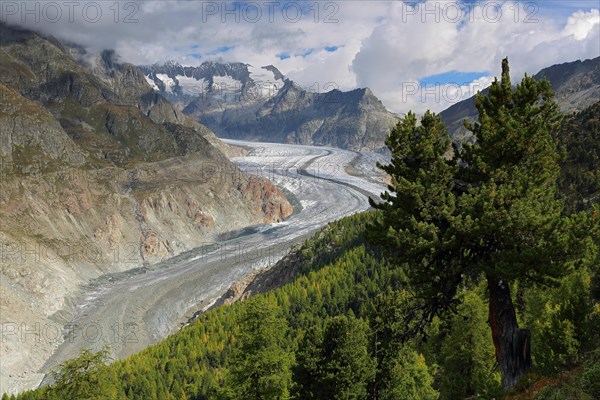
xmin=141 ymin=61 xmax=399 ymax=151
xmin=0 ymin=23 xmax=291 ymax=394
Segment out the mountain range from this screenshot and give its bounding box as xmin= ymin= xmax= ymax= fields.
xmin=142 ymin=57 xmax=600 ymax=152
xmin=140 ymin=62 xmax=399 ymax=151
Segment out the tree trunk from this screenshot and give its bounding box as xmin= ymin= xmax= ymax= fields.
xmin=487 ymin=276 xmax=531 ymax=389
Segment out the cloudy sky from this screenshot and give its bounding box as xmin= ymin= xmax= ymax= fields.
xmin=3 ymin=0 xmax=599 ymax=113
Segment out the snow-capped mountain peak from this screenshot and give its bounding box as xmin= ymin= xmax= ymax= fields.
xmin=140 ymin=61 xmax=285 ymax=105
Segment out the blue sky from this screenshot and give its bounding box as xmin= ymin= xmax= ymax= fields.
xmin=408 ymin=0 xmax=597 ymax=17
xmin=537 ymin=0 xmax=600 ymax=17
xmin=420 ymin=71 xmax=490 ymax=86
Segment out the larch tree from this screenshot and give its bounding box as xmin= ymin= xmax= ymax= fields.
xmin=223 ymin=296 xmax=294 ymax=400
xmin=51 ymin=346 xmax=119 ymax=400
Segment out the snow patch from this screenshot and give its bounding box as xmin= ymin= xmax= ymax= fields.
xmin=176 ymin=75 xmax=208 ymax=96
xmin=212 ymin=75 xmax=241 ymax=101
xmin=156 ymin=73 xmax=176 ymax=93
xmin=144 ymin=75 xmax=159 ymax=91
xmin=248 ymin=65 xmax=282 ymax=98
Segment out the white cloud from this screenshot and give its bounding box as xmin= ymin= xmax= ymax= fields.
xmin=564 ymin=9 xmax=600 ymax=40
xmin=3 ymin=1 xmax=599 ymax=114
xmin=352 ymin=1 xmax=600 ymax=113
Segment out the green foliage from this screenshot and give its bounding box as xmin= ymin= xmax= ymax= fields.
xmin=369 ymin=290 xmax=439 ymax=400
xmin=580 ymin=355 xmax=600 ymax=399
xmin=50 ymin=346 xmax=120 ymax=400
xmin=222 ymin=296 xmax=293 ymax=400
xmin=370 ymin=110 xmax=462 ymax=336
xmin=320 ymin=315 xmax=376 ymax=400
xmin=293 ymin=326 xmax=323 ymax=400
xmin=373 ymin=58 xmax=598 ymax=389
xmin=376 ymin=346 xmax=438 ymax=400
xmin=535 ymin=383 xmax=591 ymax=400
xmin=295 ymin=315 xmax=376 ymax=400
xmin=557 ymin=101 xmax=600 ymax=211
xmin=524 ymin=268 xmax=600 ymax=373
xmin=458 ymin=59 xmax=586 ymax=285
xmin=517 ymin=350 xmax=600 ymax=399
xmin=436 ymin=289 xmax=502 ymax=399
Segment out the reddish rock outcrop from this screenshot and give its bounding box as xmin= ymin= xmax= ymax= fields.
xmin=142 ymin=232 xmax=173 ymax=261
xmin=238 ymin=177 xmax=293 ymax=223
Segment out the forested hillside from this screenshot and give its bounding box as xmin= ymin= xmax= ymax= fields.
xmin=8 ymin=206 xmax=599 ymax=400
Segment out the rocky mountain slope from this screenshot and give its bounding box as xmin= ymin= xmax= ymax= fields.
xmin=556 ymin=100 xmax=600 ymax=210
xmin=0 ymin=23 xmax=292 ymax=394
xmin=441 ymin=57 xmax=600 ymax=144
xmin=141 ymin=62 xmax=398 ymax=151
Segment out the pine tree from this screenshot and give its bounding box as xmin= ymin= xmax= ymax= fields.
xmin=373 ymin=59 xmax=598 ymax=389
xmin=369 ymin=110 xmax=462 ymax=338
xmin=377 ymin=346 xmax=438 ymax=400
xmin=293 ymin=326 xmax=324 ymax=400
xmin=294 ymin=315 xmax=376 ymax=400
xmin=437 ymin=290 xmax=501 ymax=398
xmin=457 ymin=58 xmax=597 ymax=388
